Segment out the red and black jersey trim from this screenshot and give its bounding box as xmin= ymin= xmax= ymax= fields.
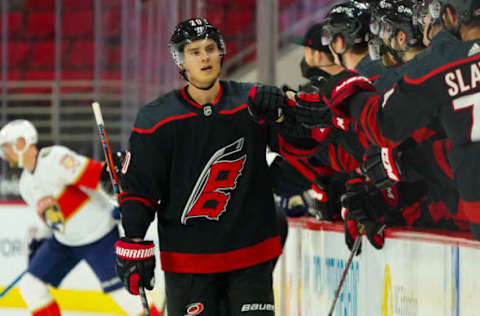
xmin=159 ymin=236 xmax=282 ymax=273
xmin=132 ymin=112 xmax=198 ymax=134
xmin=432 ymin=139 xmax=454 ymax=180
xmin=403 ymin=53 xmax=480 ymax=85
xmin=360 ymin=94 xmax=399 ymax=147
xmin=180 ymin=84 xmax=223 ymax=108
xmin=118 ymin=192 xmax=157 ymax=210
xmin=278 ymin=135 xmax=318 ymax=158
xmin=219 ymin=104 xmax=247 ymax=115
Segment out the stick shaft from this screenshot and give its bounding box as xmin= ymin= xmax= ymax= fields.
xmin=0 ymin=270 xmax=26 ymax=298
xmin=92 ymin=102 xmax=150 ymax=314
xmin=327 ymin=227 xmax=363 ymax=316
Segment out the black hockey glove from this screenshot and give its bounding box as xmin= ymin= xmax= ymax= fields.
xmin=320 ymin=70 xmax=375 ymax=118
xmin=115 ymin=237 xmax=155 ymax=295
xmin=28 ymin=238 xmax=46 ymax=263
xmin=294 ymin=91 xmax=334 ymax=128
xmin=302 ymin=183 xmax=340 ymax=221
xmin=362 ymin=146 xmax=402 ymax=190
xmin=100 ymin=150 xmax=127 ymax=193
xmin=247 ymin=85 xmax=288 ymax=124
xmin=341 ymin=178 xmax=386 ymax=252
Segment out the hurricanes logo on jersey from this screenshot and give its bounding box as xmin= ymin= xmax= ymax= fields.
xmin=181 ymin=138 xmax=246 ymax=224
xmin=37 ymin=196 xmax=65 ymax=233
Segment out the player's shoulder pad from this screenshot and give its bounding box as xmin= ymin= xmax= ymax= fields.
xmin=134 ymin=90 xmax=193 ymax=131
xmin=221 ymin=81 xmax=254 ymax=108
xmin=402 ymin=31 xmax=470 ymax=81
xmin=221 ymin=80 xmax=254 ymax=100
xmin=38 ymin=145 xmax=70 ymax=160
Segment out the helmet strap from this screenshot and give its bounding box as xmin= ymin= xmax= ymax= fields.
xmin=179 ymin=56 xmax=223 ymax=91
xmin=13 ymin=146 xmax=26 ymax=168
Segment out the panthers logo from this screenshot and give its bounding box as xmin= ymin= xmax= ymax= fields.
xmin=37 ymin=196 xmax=65 ymax=233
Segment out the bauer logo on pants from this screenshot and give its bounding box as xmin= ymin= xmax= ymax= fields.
xmin=240 ymin=303 xmax=275 ymax=312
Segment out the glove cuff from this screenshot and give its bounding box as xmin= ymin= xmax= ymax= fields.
xmin=115 ymin=238 xmax=155 ymax=261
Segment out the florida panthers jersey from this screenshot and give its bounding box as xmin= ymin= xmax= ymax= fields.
xmin=19 ymin=145 xmax=117 ymax=246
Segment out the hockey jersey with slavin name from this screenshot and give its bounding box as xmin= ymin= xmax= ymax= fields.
xmin=19 ymin=145 xmax=117 ymax=246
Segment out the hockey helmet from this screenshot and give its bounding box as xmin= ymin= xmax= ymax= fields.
xmin=416 ymin=0 xmax=480 ymax=26
xmin=0 ymin=119 xmax=38 ymax=160
xmin=169 ymin=18 xmax=226 ymax=67
xmin=321 ymin=1 xmax=371 ymax=48
xmin=380 ymin=0 xmax=424 ymax=47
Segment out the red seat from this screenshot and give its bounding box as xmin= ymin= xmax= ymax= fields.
xmin=26 ymin=0 xmax=55 ymax=10
xmin=0 ymin=13 xmax=24 ymax=39
xmin=104 ymin=45 xmax=121 ymax=68
xmin=23 ymin=71 xmax=54 ymax=93
xmin=8 ymin=70 xmax=22 ymax=81
xmin=225 ymin=11 xmax=253 ymax=36
xmin=25 ymin=70 xmax=54 ymax=80
xmin=62 ymin=0 xmax=94 ymax=10
xmin=101 ymin=0 xmax=121 ymax=9
xmin=102 ymin=10 xmax=121 ymax=37
xmin=62 ymin=70 xmax=93 ymax=80
xmin=206 ymin=10 xmax=225 ymax=28
xmin=25 ymin=12 xmax=55 ymax=38
xmin=67 ymin=41 xmax=94 ymax=68
xmin=101 ymin=70 xmax=121 ymax=80
xmin=30 ymin=41 xmax=67 ymax=68
xmin=62 ymin=11 xmax=94 ymax=37
xmin=0 ymin=42 xmax=30 ymax=68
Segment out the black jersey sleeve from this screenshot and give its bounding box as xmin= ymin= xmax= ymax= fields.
xmin=119 ymin=105 xmax=173 ymax=238
xmin=349 ymin=78 xmax=437 ymax=147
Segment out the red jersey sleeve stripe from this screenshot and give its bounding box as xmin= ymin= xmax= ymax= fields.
xmin=74 ymin=159 xmax=103 ymax=189
xmin=132 ymin=113 xmax=198 ymax=134
xmin=278 ymin=135 xmax=318 ymax=158
xmin=403 ymin=54 xmax=480 ymax=85
xmin=328 ymin=144 xmax=342 ymax=172
xmin=219 ymin=104 xmax=247 ymax=115
xmin=432 ymin=140 xmax=454 ymax=180
xmin=118 ymin=192 xmax=156 ymax=209
xmin=362 ymin=95 xmax=399 ymax=147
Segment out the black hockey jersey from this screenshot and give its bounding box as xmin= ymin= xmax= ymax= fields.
xmin=348 ymin=31 xmax=480 ymax=216
xmin=119 ymin=81 xmax=282 ymax=273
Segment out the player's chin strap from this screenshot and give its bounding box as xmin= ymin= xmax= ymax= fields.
xmin=180 ymin=69 xmax=218 ymax=91
xmin=13 ymin=146 xmax=26 ymax=168
xmin=180 ymin=55 xmax=224 ymax=91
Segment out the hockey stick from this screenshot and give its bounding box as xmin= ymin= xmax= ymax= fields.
xmin=0 ymin=270 xmax=27 ymax=298
xmin=327 ymin=225 xmax=364 ymax=316
xmin=91 ymin=102 xmax=151 ymax=316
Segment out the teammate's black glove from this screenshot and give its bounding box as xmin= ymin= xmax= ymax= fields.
xmin=28 ymin=238 xmax=46 ymax=263
xmin=100 ymin=151 xmax=127 ymax=193
xmin=293 ymin=91 xmax=334 ymax=128
xmin=320 ymin=70 xmax=375 ymax=118
xmin=302 ymin=183 xmax=340 ymax=221
xmin=341 ymin=178 xmax=386 ymax=252
xmin=115 ymin=237 xmax=155 ymax=295
xmin=362 ymin=146 xmax=402 ymax=190
xmin=247 ymin=85 xmax=288 ymax=124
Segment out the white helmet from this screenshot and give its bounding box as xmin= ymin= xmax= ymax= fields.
xmin=0 ymin=119 xmax=38 ymax=167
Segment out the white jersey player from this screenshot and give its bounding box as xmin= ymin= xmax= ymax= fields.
xmin=0 ymin=120 xmax=161 ymax=316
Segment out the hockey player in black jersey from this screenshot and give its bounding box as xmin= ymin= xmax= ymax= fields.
xmin=114 ymin=18 xmax=284 ymax=316
xmin=321 ymin=1 xmax=387 ymax=79
xmin=304 ymin=0 xmax=480 ymax=239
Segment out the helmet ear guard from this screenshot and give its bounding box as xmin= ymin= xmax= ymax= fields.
xmin=0 ymin=119 xmax=38 ymax=166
